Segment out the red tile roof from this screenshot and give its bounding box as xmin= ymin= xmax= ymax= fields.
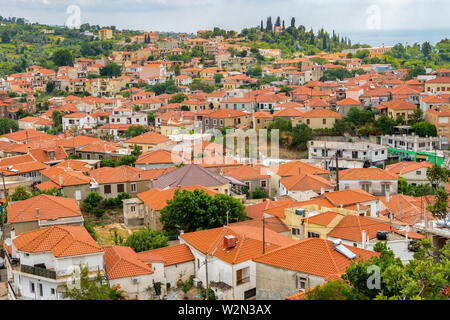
xmin=7 ymin=194 xmax=82 ymax=223
xmin=13 ymin=226 xmax=102 ymax=257
xmin=104 ymin=245 xmax=153 ymax=279
xmin=253 ymin=238 xmax=378 ymax=278
xmin=136 ymin=244 xmax=194 ymax=266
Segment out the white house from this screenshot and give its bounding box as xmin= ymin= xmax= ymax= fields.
xmin=62 ymin=112 xmax=97 ymax=132
xmin=109 ymin=108 xmax=148 ymax=126
xmin=6 ymin=225 xmax=104 ymax=300
xmin=179 ymin=225 xmax=297 ymax=300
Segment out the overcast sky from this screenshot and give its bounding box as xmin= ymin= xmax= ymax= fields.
xmin=1 ymin=0 xmax=449 ymax=34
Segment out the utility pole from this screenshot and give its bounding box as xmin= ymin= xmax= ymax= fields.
xmin=262 ymin=216 xmax=266 ymax=254
xmin=335 ymin=152 xmax=340 ymax=191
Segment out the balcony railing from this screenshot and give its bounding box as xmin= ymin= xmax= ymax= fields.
xmin=20 ymin=264 xmax=57 ymax=279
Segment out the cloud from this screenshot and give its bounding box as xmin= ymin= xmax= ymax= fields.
xmin=0 ymin=0 xmax=449 ymax=33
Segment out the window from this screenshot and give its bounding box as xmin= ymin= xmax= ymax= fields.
xmin=117 ymin=184 xmax=125 ymax=193
xmin=261 ymin=180 xmax=266 ymax=188
xmin=416 ymin=170 xmax=421 ymax=175
xmin=104 ymin=185 xmax=111 ymax=194
xmin=51 ymin=288 xmax=55 ymax=295
xmin=244 ymin=288 xmax=256 ymax=300
xmin=361 ymin=183 xmax=370 ymax=193
xmin=308 ymin=232 xmax=320 ymax=238
xmin=306 ymin=119 xmax=310 ymax=125
xmin=39 ymin=283 xmax=43 ymax=297
xmin=296 ymin=276 xmax=308 ymax=291
xmin=322 ymin=118 xmax=326 ymax=125
xmin=30 ymin=282 xmax=35 ymax=293
xmin=75 ymin=190 xmax=81 ymax=201
xmin=236 ymin=267 xmax=250 ymax=285
xmin=130 ymin=206 xmax=136 ymax=212
xmin=381 ymin=184 xmax=390 ymax=195
xmin=131 ymin=183 xmax=137 ymax=193
xmin=292 ymin=228 xmax=301 ymax=236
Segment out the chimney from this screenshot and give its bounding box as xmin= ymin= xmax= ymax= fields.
xmin=362 ymin=230 xmax=366 ymax=249
xmin=36 ymin=208 xmax=40 ymax=218
xmin=385 ymin=191 xmax=390 ymax=203
xmin=19 ymin=210 xmax=24 ymax=221
xmin=59 ymin=174 xmax=63 ymax=186
xmin=224 ymin=235 xmax=237 ymax=249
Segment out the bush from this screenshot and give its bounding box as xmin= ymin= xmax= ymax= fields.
xmin=82 ymin=192 xmax=103 ymax=214
xmin=124 ymin=227 xmax=169 ymax=252
xmin=181 ymin=279 xmax=193 ymax=294
xmin=200 ymin=288 xmax=216 ymax=300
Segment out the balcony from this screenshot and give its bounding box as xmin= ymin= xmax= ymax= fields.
xmin=20 ymin=264 xmax=56 ymax=280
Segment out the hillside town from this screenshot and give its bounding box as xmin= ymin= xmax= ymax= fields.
xmin=0 ymin=15 xmax=449 ymax=302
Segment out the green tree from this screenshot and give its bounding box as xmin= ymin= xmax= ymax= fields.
xmin=8 ymin=186 xmax=32 ymax=202
xmin=0 ymin=118 xmax=19 ymax=135
xmin=169 ymin=93 xmax=188 ymax=104
xmin=409 ymin=108 xmax=424 ymax=125
xmin=51 ymin=110 xmax=63 ymax=132
xmin=426 ymin=165 xmax=449 ymax=224
xmin=303 ymin=280 xmax=364 ymax=300
xmin=84 ymin=220 xmax=98 ymax=241
xmin=421 ymin=42 xmax=432 ymax=57
xmin=117 ymin=155 xmax=137 ymax=166
xmin=373 ymin=116 xmax=396 ymax=135
xmin=52 ymin=49 xmax=74 ymax=67
xmin=82 ymin=192 xmax=104 ymax=217
xmin=342 ymin=241 xmax=404 ymax=300
xmin=100 ymin=159 xmax=117 ymax=168
xmin=124 ymin=125 xmax=146 ymax=138
xmin=375 ymin=239 xmax=450 ymax=300
xmin=124 ymin=227 xmax=168 ymax=252
xmin=291 ymin=123 xmax=312 ymax=150
xmin=100 ymin=63 xmax=122 ymax=78
xmin=147 ymin=112 xmax=155 ymax=125
xmin=16 ymin=108 xmax=32 ymax=119
xmin=160 ymin=189 xmax=246 ymax=233
xmin=252 ymin=187 xmax=269 ymax=199
xmin=247 ymin=65 xmax=262 ymax=77
xmin=413 ymin=121 xmax=437 ymax=137
xmin=174 ymin=63 xmax=181 ymax=76
xmin=130 ymin=144 xmax=142 ymax=158
xmin=64 ymin=266 xmax=126 ymax=300
xmin=150 ymin=80 xmax=178 ymax=95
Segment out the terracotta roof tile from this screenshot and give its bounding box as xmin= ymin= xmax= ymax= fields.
xmin=13 ymin=226 xmax=102 ymax=257
xmin=253 ymin=238 xmax=378 ymax=278
xmin=104 ymin=245 xmax=153 ymax=279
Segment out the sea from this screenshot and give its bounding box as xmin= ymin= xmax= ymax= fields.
xmin=341 ymin=29 xmax=449 ymax=47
